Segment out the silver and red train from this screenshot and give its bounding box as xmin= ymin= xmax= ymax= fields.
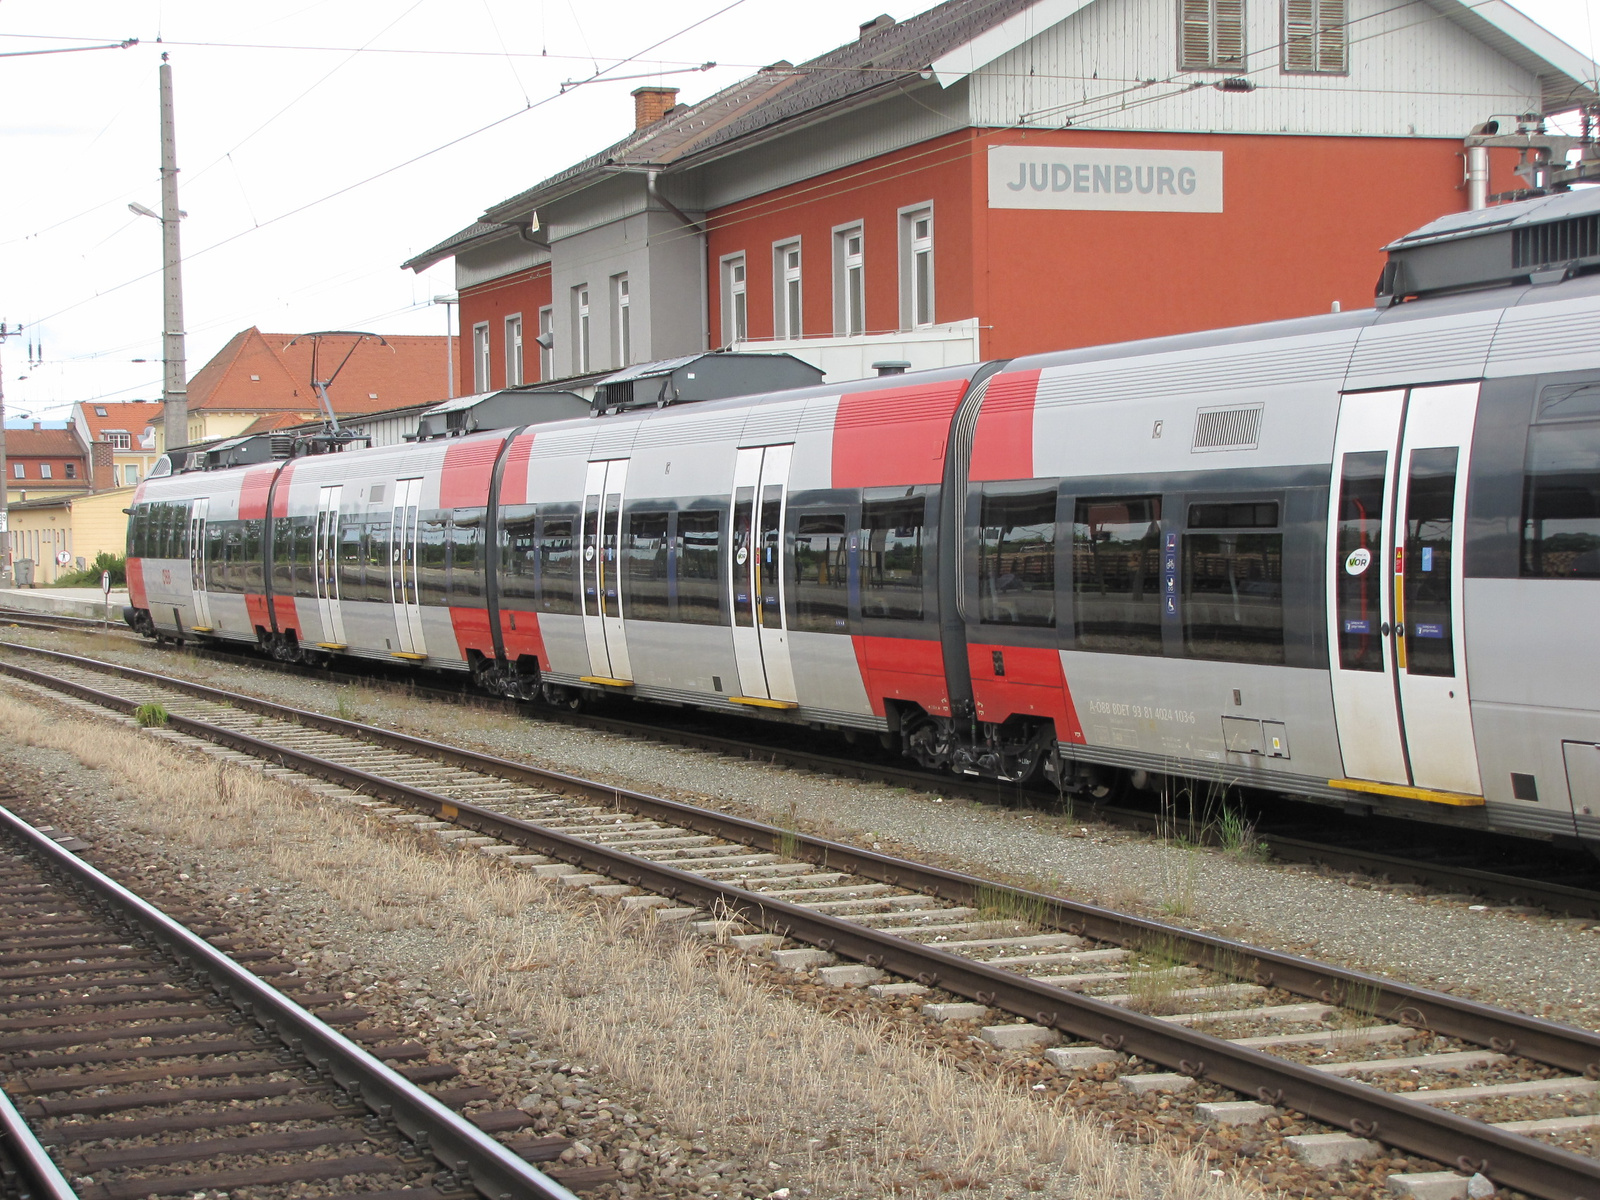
xmin=126 ymin=191 xmax=1600 ymax=850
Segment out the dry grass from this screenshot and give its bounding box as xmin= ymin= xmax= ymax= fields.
xmin=0 ymin=685 xmax=1270 ymax=1200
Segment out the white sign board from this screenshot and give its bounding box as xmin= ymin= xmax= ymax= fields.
xmin=988 ymin=145 xmax=1223 ymax=213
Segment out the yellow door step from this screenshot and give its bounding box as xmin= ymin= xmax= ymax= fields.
xmin=316 ymin=642 xmax=347 ymax=651
xmin=728 ymin=695 xmax=799 ymax=710
xmin=1328 ymin=779 xmax=1485 ymax=807
xmin=580 ymin=676 xmax=634 ymax=687
xmin=390 ymin=651 xmax=428 ymax=661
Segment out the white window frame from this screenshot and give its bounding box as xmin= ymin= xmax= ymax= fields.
xmin=612 ymin=274 xmax=631 ymax=367
xmin=472 ymin=322 xmax=491 ymax=393
xmin=505 ymin=314 xmax=524 ymax=387
xmin=720 ymin=253 xmax=748 ymax=346
xmin=40 ymin=463 xmax=52 ymax=480
xmin=833 ymin=222 xmax=866 ymax=337
xmin=11 ymin=463 xmax=22 ymax=479
xmin=107 ymin=430 xmax=132 ymax=450
xmin=538 ymin=306 xmax=554 ymax=380
xmin=1282 ymin=0 xmax=1346 ymax=74
xmin=573 ymin=286 xmax=591 ymax=374
xmin=1179 ymin=0 xmax=1246 ymax=71
xmin=898 ymin=204 xmax=935 ymax=331
xmin=773 ymin=239 xmax=803 ymax=340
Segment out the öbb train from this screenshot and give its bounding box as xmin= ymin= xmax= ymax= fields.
xmin=125 ymin=191 xmax=1600 ymax=850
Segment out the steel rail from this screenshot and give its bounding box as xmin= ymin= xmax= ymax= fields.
xmin=4 ymin=655 xmax=1600 ymax=1198
xmin=0 ymin=802 xmax=579 ymax=1200
xmin=0 ymin=1082 xmax=78 ymax=1200
xmin=4 ymin=644 xmax=1598 ymax=1074
xmin=10 ymin=612 xmax=1597 ymax=919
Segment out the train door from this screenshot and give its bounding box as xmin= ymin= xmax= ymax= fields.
xmin=729 ymin=445 xmax=798 ymax=706
xmin=1326 ymin=383 xmax=1482 ymax=797
xmin=314 ymin=485 xmax=347 ymax=648
xmin=390 ymin=478 xmax=427 ymax=657
xmin=188 ymin=497 xmax=213 ymax=631
xmin=580 ymin=459 xmax=633 ymax=684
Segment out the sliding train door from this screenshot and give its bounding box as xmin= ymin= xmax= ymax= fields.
xmin=188 ymin=497 xmax=213 ymax=631
xmin=390 ymin=478 xmax=427 ymax=658
xmin=580 ymin=459 xmax=633 ymax=684
xmin=729 ymin=445 xmax=797 ymax=706
xmin=1326 ymin=383 xmax=1481 ymax=797
xmin=313 ymin=484 xmax=347 ymax=648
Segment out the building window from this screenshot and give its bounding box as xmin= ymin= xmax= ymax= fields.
xmin=94 ymin=405 xmax=108 ymax=417
xmin=900 ymin=205 xmax=934 ymax=330
xmin=505 ymin=315 xmax=524 ymax=386
xmin=11 ymin=463 xmax=21 ymax=479
xmin=834 ymin=224 xmax=865 ymax=336
xmin=538 ymin=307 xmax=554 ymax=381
xmin=1180 ymin=0 xmax=1245 ymax=70
xmin=721 ymin=254 xmax=748 ymax=346
xmin=1283 ymin=0 xmax=1346 ymax=73
xmin=64 ymin=463 xmax=76 ymax=480
xmin=573 ymin=286 xmax=591 ymax=374
xmin=472 ymin=322 xmax=490 ymax=393
xmin=124 ymin=464 xmax=140 ymax=487
xmin=774 ymin=240 xmax=802 ymax=340
xmin=40 ymin=464 xmax=52 ymax=479
xmin=107 ymin=431 xmax=131 ymax=450
xmin=612 ymin=275 xmax=631 ymax=366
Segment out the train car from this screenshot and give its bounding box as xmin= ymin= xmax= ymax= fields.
xmin=126 ymin=190 xmax=1600 ymax=851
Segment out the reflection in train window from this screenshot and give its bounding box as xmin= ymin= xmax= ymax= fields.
xmin=1522 ymin=420 xmax=1600 ymax=579
xmin=1403 ymin=447 xmax=1459 ymax=678
xmin=861 ymin=496 xmax=924 ymax=621
xmin=416 ymin=513 xmax=449 ymax=608
xmin=1073 ymin=496 xmax=1162 ymax=655
xmin=792 ymin=513 xmax=848 ymax=633
xmin=1333 ymin=451 xmax=1387 ymax=672
xmin=978 ymin=488 xmax=1056 ymax=628
xmin=625 ymin=510 xmax=671 ymax=621
xmin=1183 ymin=502 xmax=1283 ymax=665
xmin=449 ymin=509 xmax=485 ymax=601
xmin=537 ymin=515 xmax=579 ymax=615
xmin=674 ymin=509 xmax=722 ymax=626
xmin=498 ymin=506 xmax=537 ymax=606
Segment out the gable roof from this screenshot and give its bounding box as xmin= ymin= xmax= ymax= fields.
xmin=6 ymin=427 xmax=85 ymax=459
xmin=187 ymin=327 xmax=456 ymax=416
xmin=74 ymin=400 xmax=165 ymax=444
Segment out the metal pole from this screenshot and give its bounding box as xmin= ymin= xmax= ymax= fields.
xmin=0 ymin=322 xmax=16 ymax=589
xmin=445 ymin=300 xmax=455 ymax=398
xmin=158 ymin=56 xmax=188 ymax=456
xmin=1466 ymin=144 xmax=1489 ymax=210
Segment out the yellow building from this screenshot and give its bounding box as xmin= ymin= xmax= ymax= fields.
xmin=70 ymin=401 xmax=164 ymax=490
xmin=7 ymin=488 xmax=134 ymax=586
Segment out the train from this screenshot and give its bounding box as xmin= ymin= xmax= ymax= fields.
xmin=125 ymin=188 xmax=1600 ymax=851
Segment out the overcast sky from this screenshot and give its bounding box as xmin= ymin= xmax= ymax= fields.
xmin=1 ymin=0 xmax=1595 ymax=424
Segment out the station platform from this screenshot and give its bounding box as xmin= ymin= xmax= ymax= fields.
xmin=0 ymin=586 xmax=131 ymax=621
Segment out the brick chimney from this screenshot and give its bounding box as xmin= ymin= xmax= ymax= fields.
xmin=90 ymin=441 xmax=115 ymax=492
xmin=631 ymin=86 xmax=679 ymax=130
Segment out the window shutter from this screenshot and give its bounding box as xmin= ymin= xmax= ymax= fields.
xmin=1316 ymin=0 xmax=1346 ymax=72
xmin=1213 ymin=0 xmax=1245 ymax=67
xmin=1180 ymin=0 xmax=1214 ymax=68
xmin=1284 ymin=0 xmax=1315 ymax=71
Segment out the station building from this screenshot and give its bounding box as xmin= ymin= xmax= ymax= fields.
xmin=406 ymin=0 xmax=1594 ymax=387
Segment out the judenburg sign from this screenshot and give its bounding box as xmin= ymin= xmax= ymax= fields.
xmin=988 ymin=145 xmax=1223 ymax=213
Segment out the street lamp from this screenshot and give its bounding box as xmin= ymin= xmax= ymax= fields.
xmin=433 ymin=293 xmax=458 ymax=399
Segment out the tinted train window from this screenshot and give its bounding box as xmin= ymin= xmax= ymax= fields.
xmin=978 ymin=488 xmax=1057 ymax=628
xmin=1334 ymin=451 xmax=1387 ymax=671
xmin=205 ymin=523 xmax=227 ymax=594
xmin=338 ymin=519 xmax=364 ymax=602
xmin=1521 ymin=420 xmax=1600 ymax=579
xmin=416 ymin=513 xmax=449 ymax=607
xmin=1403 ymin=447 xmax=1459 ymax=677
xmin=1073 ymin=497 xmax=1162 ymax=655
xmin=1183 ymin=501 xmax=1284 ymax=665
xmin=499 ymin=506 xmax=537 ymax=606
xmin=625 ymin=510 xmax=670 ymax=621
xmin=241 ymin=519 xmax=264 ymax=592
xmin=537 ymin=515 xmax=579 ymax=615
xmin=272 ymin=517 xmax=294 ymax=590
xmin=450 ymin=509 xmax=485 ymax=601
xmin=861 ymin=496 xmax=924 ymax=621
xmin=365 ymin=518 xmax=390 ymax=602
xmin=291 ymin=515 xmax=315 ymax=598
xmin=792 ymin=513 xmax=848 ymax=633
xmin=675 ymin=509 xmax=722 ymax=626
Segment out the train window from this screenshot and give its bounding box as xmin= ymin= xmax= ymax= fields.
xmin=449 ymin=510 xmax=485 ymax=601
xmin=272 ymin=518 xmax=294 ymax=591
xmin=1521 ymin=420 xmax=1600 ymax=579
xmin=1333 ymin=451 xmax=1387 ymax=671
xmin=241 ymin=519 xmax=264 ymax=592
xmin=151 ymin=503 xmax=170 ymax=559
xmin=1183 ymin=503 xmax=1284 ymax=665
xmin=536 ymin=515 xmax=579 ymax=615
xmin=625 ymin=510 xmax=670 ymax=621
xmin=416 ymin=513 xmax=449 ymax=607
xmin=674 ymin=509 xmax=723 ymax=625
xmin=287 ymin=515 xmax=313 ymax=598
xmin=338 ymin=519 xmax=364 ymax=602
xmin=978 ymin=488 xmax=1057 ymax=628
xmin=759 ymin=486 xmax=784 ymax=631
xmin=498 ymin=506 xmax=537 ymax=606
xmin=1538 ymin=381 xmax=1600 ymax=422
xmin=1073 ymin=497 xmax=1162 ymax=655
xmin=127 ymin=505 xmax=145 ymax=558
xmin=206 ymin=523 xmax=228 ymax=594
xmin=364 ymin=518 xmax=390 ymax=602
xmin=792 ymin=513 xmax=849 ymax=633
xmin=861 ymin=496 xmax=925 ymax=621
xmin=1402 ymin=447 xmax=1459 ymax=677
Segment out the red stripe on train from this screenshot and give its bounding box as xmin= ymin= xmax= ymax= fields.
xmin=127 ymin=559 xmax=147 ymax=610
xmin=966 ymin=642 xmax=1085 ymax=742
xmin=440 ymin=437 xmax=503 ymax=509
xmin=851 ymin=634 xmax=949 ymax=718
xmin=832 ymin=379 xmax=968 ymax=488
xmin=969 ymin=369 xmax=1041 ymax=483
xmin=499 ymin=432 xmax=536 ymax=506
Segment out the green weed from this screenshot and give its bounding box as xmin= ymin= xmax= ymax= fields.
xmin=133 ymin=702 xmax=169 ymax=727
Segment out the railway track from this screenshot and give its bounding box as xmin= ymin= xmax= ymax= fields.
xmin=0 ymin=792 xmax=590 ymax=1200
xmin=1 ymin=641 xmax=1599 ymax=1199
xmin=7 ymin=605 xmax=1600 ymax=920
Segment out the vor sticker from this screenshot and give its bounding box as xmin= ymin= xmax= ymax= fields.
xmin=1344 ymin=547 xmax=1372 ymax=576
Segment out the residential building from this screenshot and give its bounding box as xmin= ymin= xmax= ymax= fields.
xmin=7 ymin=488 xmax=134 ymax=586
xmin=71 ymin=400 xmax=164 ymax=490
xmin=405 ymin=0 xmax=1593 ymax=383
xmin=179 ymin=327 xmax=458 ymax=447
xmin=4 ymin=422 xmax=90 ymax=505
